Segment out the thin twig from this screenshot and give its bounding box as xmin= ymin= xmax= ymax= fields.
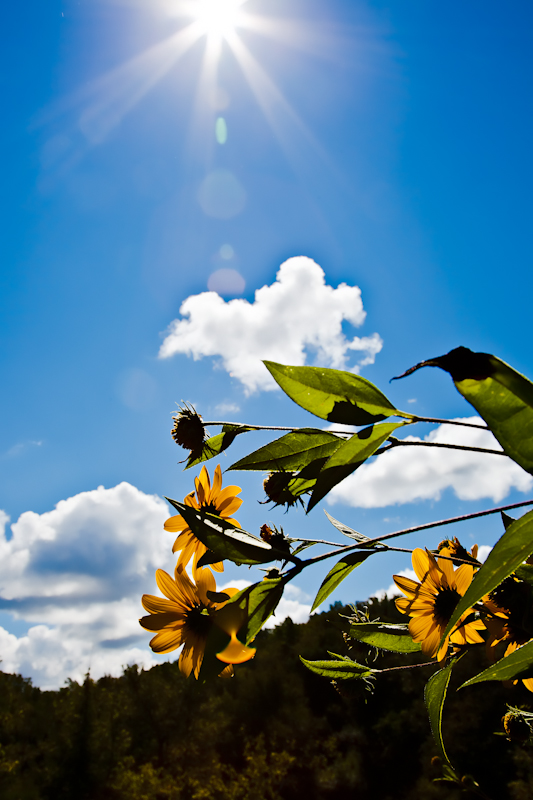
xmin=286 ymin=499 xmax=533 ymax=574
xmin=409 ymin=415 xmax=488 ymax=430
xmin=387 ymin=438 xmax=505 ymax=457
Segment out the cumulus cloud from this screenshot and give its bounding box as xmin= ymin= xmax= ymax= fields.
xmin=158 ymin=257 xmax=382 ymax=394
xmin=0 ymin=487 xmax=316 ymax=689
xmin=328 ymin=417 xmax=533 ymax=508
xmin=0 ymin=483 xmax=172 ymax=689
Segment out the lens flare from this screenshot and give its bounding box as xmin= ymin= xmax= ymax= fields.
xmin=192 ymin=0 xmax=247 ymax=39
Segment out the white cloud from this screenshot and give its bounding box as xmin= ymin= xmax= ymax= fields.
xmin=477 ymin=545 xmax=492 ymax=563
xmin=214 ymin=401 xmax=241 ymax=416
xmin=158 ymin=256 xmax=382 ymax=394
xmin=328 ymin=417 xmax=533 ymax=508
xmin=373 ymin=568 xmax=416 ymax=601
xmin=0 ymin=483 xmax=173 ymax=689
xmin=0 ymin=487 xmax=317 ymax=689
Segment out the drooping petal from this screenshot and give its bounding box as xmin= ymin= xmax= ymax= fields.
xmin=421 ymin=624 xmax=442 ymax=658
xmin=409 ymin=614 xmax=434 ymax=642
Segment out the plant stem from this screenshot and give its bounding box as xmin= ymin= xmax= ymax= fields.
xmin=291 ymin=499 xmax=533 ymax=571
xmin=408 ymin=415 xmax=488 ymax=430
xmin=386 ymin=437 xmax=505 ymax=457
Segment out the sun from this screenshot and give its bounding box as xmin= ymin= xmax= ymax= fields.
xmin=192 ymin=0 xmax=247 ymax=39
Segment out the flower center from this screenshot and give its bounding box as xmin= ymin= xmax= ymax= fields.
xmin=185 ymin=605 xmax=212 ymax=638
xmin=433 ymin=587 xmax=461 ymax=625
xmin=202 ymin=501 xmax=220 ymax=515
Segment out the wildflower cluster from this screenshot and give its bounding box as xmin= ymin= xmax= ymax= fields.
xmin=139 ymin=465 xmax=254 ymax=678
xmin=141 ymin=346 xmax=533 ymax=792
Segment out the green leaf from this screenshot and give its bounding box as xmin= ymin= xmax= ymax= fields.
xmin=186 ymin=425 xmax=252 ymax=469
xmin=502 ymin=511 xmax=516 ymax=530
xmin=311 ymin=552 xmax=373 ymax=612
xmin=441 ymin=509 xmax=533 ymax=646
xmin=299 ymin=656 xmax=377 ymax=681
xmin=228 ymin=429 xmax=344 ymax=472
xmin=307 ymin=422 xmax=405 ymax=511
xmin=424 ymin=662 xmax=458 ymax=776
xmin=393 ymin=347 xmax=533 ymax=474
xmin=515 ymin=564 xmax=533 ymax=585
xmin=461 ymin=639 xmax=533 ymax=688
xmin=349 ymin=622 xmax=422 ymax=653
xmin=171 ymin=502 xmax=287 ymax=565
xmin=198 ymin=578 xmax=286 ymax=682
xmin=263 ymin=361 xmax=409 ymax=425
xmin=224 ymin=577 xmax=287 ymax=644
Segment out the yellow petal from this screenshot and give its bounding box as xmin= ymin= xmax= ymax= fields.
xmin=217 ymin=634 xmax=256 ymax=664
xmin=210 ymin=464 xmax=223 ymax=501
xmin=412 ymin=548 xmax=432 ymax=583
xmin=164 ymin=515 xmax=188 ymax=533
xmin=409 ymin=614 xmax=434 ymax=642
xmin=454 ymin=564 xmax=474 ymax=596
xmin=438 ymin=554 xmax=454 ymax=588
xmin=140 ymin=613 xmax=185 ymax=631
xmin=149 ymin=627 xmax=186 ymax=653
xmin=196 ymin=567 xmax=216 ymax=605
xmin=155 ymin=569 xmax=189 ymax=607
xmin=141 ymin=594 xmax=180 ymax=615
xmin=217 ymin=496 xmax=243 ymax=517
xmin=421 ymin=624 xmax=442 ymax=658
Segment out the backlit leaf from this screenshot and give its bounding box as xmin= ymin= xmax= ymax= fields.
xmin=229 ymin=429 xmax=344 ymax=472
xmin=171 ymin=502 xmax=286 ymax=565
xmin=307 ymin=422 xmax=405 ymax=511
xmin=441 ymin=509 xmax=533 ymax=647
xmin=349 ymin=622 xmax=422 ymax=653
xmin=424 ymin=662 xmax=458 ymax=776
xmin=264 ymin=361 xmax=409 ymax=425
xmin=311 ymin=552 xmax=372 ymax=612
xmin=186 ymin=425 xmax=252 ymax=469
xmin=299 ymin=656 xmax=377 ymax=681
xmin=393 ymin=347 xmax=533 ymax=474
xmin=461 ymin=640 xmax=533 ymax=687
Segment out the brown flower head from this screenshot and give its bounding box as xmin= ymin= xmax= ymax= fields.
xmin=171 ymin=404 xmax=206 ymax=452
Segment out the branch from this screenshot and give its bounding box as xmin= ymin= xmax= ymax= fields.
xmin=286 ymin=499 xmax=533 ymax=573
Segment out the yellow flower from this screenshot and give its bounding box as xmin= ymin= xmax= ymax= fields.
xmin=484 ymin=591 xmax=533 ymax=693
xmin=140 ymin=566 xmax=254 ymax=678
xmin=164 ymin=464 xmax=242 ymax=575
xmin=393 ymin=548 xmax=485 ymax=661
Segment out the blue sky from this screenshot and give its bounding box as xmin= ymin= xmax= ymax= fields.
xmin=1 ymin=0 xmax=532 ymax=688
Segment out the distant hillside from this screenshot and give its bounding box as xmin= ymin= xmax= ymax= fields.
xmin=1 ymin=597 xmax=532 ymax=800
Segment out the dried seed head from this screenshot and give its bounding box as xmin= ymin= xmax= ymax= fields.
xmin=262 ymin=472 xmax=302 ymax=509
xmin=171 ymin=404 xmax=206 ymax=451
xmin=502 ymin=711 xmax=531 ymax=743
xmin=438 ymin=536 xmax=478 ymax=566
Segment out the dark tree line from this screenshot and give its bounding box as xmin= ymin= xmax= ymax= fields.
xmin=1 ymin=597 xmax=533 ymax=800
